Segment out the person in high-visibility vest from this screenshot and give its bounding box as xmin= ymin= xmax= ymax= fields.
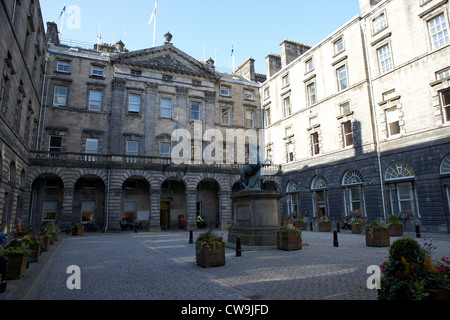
xmin=197 ymin=214 xmax=204 ymax=229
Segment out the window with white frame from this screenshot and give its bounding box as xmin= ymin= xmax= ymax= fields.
xmin=91 ymin=66 xmax=105 ymax=77
xmin=305 ymin=58 xmax=314 ymax=73
xmin=221 ymin=107 xmax=231 ymax=125
xmin=437 ymin=68 xmax=450 ymax=80
xmin=220 ymin=86 xmax=230 ymax=97
xmin=342 ymin=170 xmax=364 ymax=216
xmin=385 ymin=162 xmax=418 ymax=216
xmin=336 ymin=65 xmax=348 ymax=91
xmin=56 ymin=61 xmax=70 ymax=73
xmin=282 ymin=74 xmax=290 ymax=87
xmin=124 ymin=202 xmax=137 ymax=219
xmin=286 ymin=141 xmax=294 ymax=163
xmin=161 ymin=98 xmax=172 ymax=118
xmin=85 ymin=138 xmax=98 ymax=161
xmin=42 ymin=201 xmax=58 ymax=221
xmin=286 ymin=181 xmax=299 ymax=216
xmin=342 ymin=120 xmax=354 ymax=147
xmin=128 ymin=93 xmax=140 ymax=113
xmin=334 ymin=37 xmax=345 ymax=55
xmin=191 ymin=101 xmax=201 ymax=121
xmin=311 ymin=132 xmax=320 ymax=155
xmin=49 ymin=136 xmax=62 ymax=152
xmin=428 ymin=13 xmax=449 ymax=49
xmin=386 ymin=106 xmax=401 ymax=137
xmin=441 ymin=88 xmax=450 ymax=122
xmin=377 ymin=43 xmax=393 ymax=73
xmin=283 ymin=96 xmax=291 ymax=117
xmin=264 ymin=87 xmax=270 ymax=99
xmin=373 ymin=12 xmax=387 ymax=34
xmin=160 ymin=143 xmax=171 ymax=158
xmin=89 ymin=90 xmax=102 ymax=111
xmin=340 ymin=102 xmax=351 ymax=115
xmin=81 ymin=201 xmax=95 ymax=223
xmin=126 ymin=140 xmax=139 ymax=156
xmin=244 ymin=90 xmax=254 ymax=101
xmin=245 ymin=109 xmax=255 ymax=128
xmin=265 ymin=107 xmax=271 ymax=127
xmin=306 ymin=81 xmax=316 ymax=106
xmin=53 ymin=85 xmax=68 ymax=106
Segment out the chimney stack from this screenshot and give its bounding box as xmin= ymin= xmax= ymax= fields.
xmin=280 ymin=39 xmax=311 ymax=68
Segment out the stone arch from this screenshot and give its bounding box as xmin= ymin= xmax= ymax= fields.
xmin=385 ymin=162 xmax=415 ymax=181
xmin=440 ymin=153 xmax=450 ymax=175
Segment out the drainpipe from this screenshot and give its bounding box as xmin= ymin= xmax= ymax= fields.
xmin=105 ymin=168 xmax=111 ymax=233
xmin=36 ymin=52 xmax=49 ymax=151
xmin=361 ymin=18 xmax=387 ymax=220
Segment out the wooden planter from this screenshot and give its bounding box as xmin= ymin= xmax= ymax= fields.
xmin=28 ymin=244 xmax=41 ymax=263
xmin=294 ymin=222 xmax=307 ymax=230
xmin=318 ymin=221 xmax=332 ymax=232
xmin=365 ymin=229 xmax=390 ymax=247
xmin=352 ymin=224 xmax=363 ymax=234
xmin=6 ymin=253 xmax=27 ymax=280
xmin=426 ymin=288 xmax=450 ymax=300
xmin=389 ymin=223 xmax=403 ymax=236
xmin=71 ymin=226 xmax=84 ymax=236
xmin=41 ymin=237 xmax=51 ymax=252
xmin=277 ymin=232 xmax=302 ymax=251
xmin=196 ymin=243 xmax=225 ymax=268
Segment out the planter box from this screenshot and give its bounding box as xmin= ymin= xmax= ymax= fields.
xmin=71 ymin=226 xmax=84 ymax=236
xmin=389 ymin=223 xmax=403 ymax=236
xmin=196 ymin=243 xmax=225 ymax=268
xmin=6 ymin=253 xmax=27 ymax=280
xmin=41 ymin=237 xmax=50 ymax=252
xmin=318 ymin=221 xmax=332 ymax=232
xmin=365 ymin=229 xmax=390 ymax=247
xmin=294 ymin=222 xmax=307 ymax=230
xmin=352 ymin=224 xmax=363 ymax=234
xmin=277 ymin=232 xmax=302 ymax=251
xmin=28 ymin=244 xmax=41 ymax=263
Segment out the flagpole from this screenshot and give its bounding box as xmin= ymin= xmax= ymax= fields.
xmin=59 ymin=3 xmax=66 ymax=38
xmin=153 ymin=0 xmax=158 ymax=47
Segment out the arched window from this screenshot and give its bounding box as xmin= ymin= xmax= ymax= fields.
xmin=385 ymin=162 xmax=415 ymax=181
xmin=440 ymin=154 xmax=450 ymax=175
xmin=384 ymin=162 xmax=419 ymax=217
xmin=286 ymin=181 xmax=299 ymax=216
xmin=311 ymin=176 xmax=327 ymax=190
xmin=342 ymin=170 xmax=365 ymax=216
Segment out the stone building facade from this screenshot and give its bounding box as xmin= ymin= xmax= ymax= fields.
xmin=0 ymin=0 xmax=47 ymax=234
xmin=25 ymin=23 xmax=279 ymax=232
xmin=261 ymin=0 xmax=450 ymax=232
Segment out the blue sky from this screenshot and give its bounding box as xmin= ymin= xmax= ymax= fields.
xmin=40 ymin=0 xmax=361 ymax=75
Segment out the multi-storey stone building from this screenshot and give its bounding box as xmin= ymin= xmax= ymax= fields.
xmin=262 ymin=0 xmax=450 ymax=232
xmin=24 ymin=22 xmax=276 ymax=232
xmin=0 ymin=0 xmax=47 ymax=234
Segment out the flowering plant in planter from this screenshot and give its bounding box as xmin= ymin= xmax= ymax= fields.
xmin=22 ymin=234 xmax=44 ymax=246
xmin=319 ymin=217 xmax=330 ymax=223
xmin=397 ymin=209 xmax=413 ymax=221
xmin=279 ymin=221 xmax=301 ymax=236
xmin=0 ymin=239 xmax=31 ymax=256
xmin=195 ymin=229 xmax=225 ymax=253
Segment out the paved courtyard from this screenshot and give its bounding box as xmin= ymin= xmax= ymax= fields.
xmin=2 ymin=229 xmax=449 ymax=301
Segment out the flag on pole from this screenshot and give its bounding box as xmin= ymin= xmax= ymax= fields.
xmin=231 ymin=42 xmax=234 ymax=56
xmin=58 ymin=4 xmax=66 ymax=19
xmin=148 ymin=0 xmax=158 ymax=25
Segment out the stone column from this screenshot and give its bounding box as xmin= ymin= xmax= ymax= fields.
xmin=106 ymin=188 xmax=122 ymax=232
xmin=149 ymin=189 xmax=161 ymax=232
xmin=218 ymin=190 xmax=232 ymax=230
xmin=185 ymin=188 xmax=197 ymax=230
xmin=61 ymin=187 xmax=74 ymax=227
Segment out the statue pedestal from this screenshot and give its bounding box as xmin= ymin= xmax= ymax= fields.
xmin=228 ymin=189 xmax=282 ymax=246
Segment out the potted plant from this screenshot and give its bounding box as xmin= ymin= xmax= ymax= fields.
xmin=351 ymin=218 xmax=365 ymax=234
xmin=71 ymin=221 xmax=84 ymax=236
xmin=387 ymin=214 xmax=403 ymax=236
xmin=22 ymin=234 xmax=43 ymax=263
xmin=365 ymin=220 xmax=390 ymax=247
xmin=195 ymin=229 xmax=225 ymax=268
xmin=0 ymin=239 xmax=31 ymax=280
xmin=318 ymin=217 xmax=331 ymax=232
xmin=397 ymin=209 xmax=413 ymax=221
xmin=38 ymin=226 xmax=53 ymax=252
xmin=277 ymin=221 xmax=302 ymax=251
xmin=379 ymin=238 xmax=450 ymax=300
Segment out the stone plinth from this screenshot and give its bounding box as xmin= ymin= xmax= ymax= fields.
xmin=228 ymin=189 xmax=282 ymax=246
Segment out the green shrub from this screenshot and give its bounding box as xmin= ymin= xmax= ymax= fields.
xmin=388 ymin=238 xmax=426 ymax=266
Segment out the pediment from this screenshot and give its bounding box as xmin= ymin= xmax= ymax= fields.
xmin=111 ymin=45 xmax=218 ymax=78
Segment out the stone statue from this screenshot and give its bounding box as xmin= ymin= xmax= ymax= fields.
xmin=240 ymin=144 xmax=264 ymax=190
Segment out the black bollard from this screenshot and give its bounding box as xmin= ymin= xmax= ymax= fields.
xmin=310 ymin=221 xmax=313 ymax=231
xmin=189 ymin=230 xmax=193 ymax=244
xmin=415 ymin=224 xmax=421 ymax=238
xmin=333 ymin=231 xmax=339 ymax=247
xmin=236 ymin=236 xmax=242 ymax=257
xmin=336 ymin=222 xmax=340 ymax=233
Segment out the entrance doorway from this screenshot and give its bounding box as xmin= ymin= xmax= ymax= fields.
xmin=316 ymin=191 xmax=326 ymax=219
xmin=160 ymin=199 xmax=170 ymax=230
